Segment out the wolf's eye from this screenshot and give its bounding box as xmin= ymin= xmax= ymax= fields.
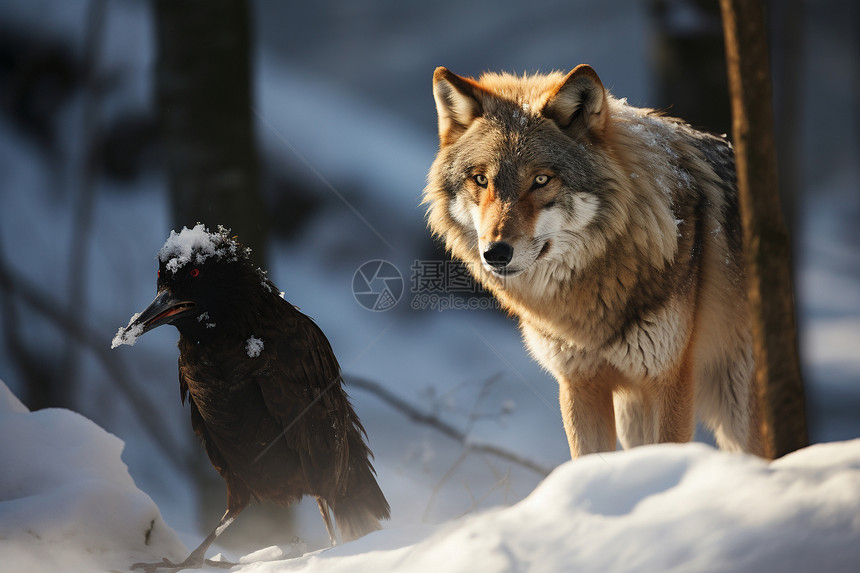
xmin=189 ymin=268 xmax=200 ymax=277
xmin=474 ymin=174 xmax=489 ymax=188
xmin=533 ymin=174 xmax=550 ymax=188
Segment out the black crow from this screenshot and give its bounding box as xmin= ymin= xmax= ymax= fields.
xmin=113 ymin=225 xmax=389 ymax=572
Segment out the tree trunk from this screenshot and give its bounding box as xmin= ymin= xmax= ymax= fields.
xmin=153 ymin=0 xmax=267 ymax=266
xmin=153 ymin=0 xmax=284 ymax=546
xmin=719 ymin=0 xmax=808 ymax=458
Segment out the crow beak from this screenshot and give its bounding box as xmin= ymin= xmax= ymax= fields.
xmin=134 ymin=288 xmax=197 ymax=334
xmin=112 ymin=288 xmax=195 ymax=348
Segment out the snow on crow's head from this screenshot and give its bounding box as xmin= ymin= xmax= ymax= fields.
xmin=157 ymin=223 xmax=250 ymax=275
xmin=112 ymin=224 xmax=278 ymax=347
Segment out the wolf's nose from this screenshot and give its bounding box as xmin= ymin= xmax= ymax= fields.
xmin=483 ymin=242 xmax=514 ymax=268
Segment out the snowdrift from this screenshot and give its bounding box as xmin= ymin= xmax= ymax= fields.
xmin=252 ymin=440 xmax=860 ymax=573
xmin=0 ymin=380 xmax=186 ymax=572
xmin=2 ymin=376 xmax=858 ymax=572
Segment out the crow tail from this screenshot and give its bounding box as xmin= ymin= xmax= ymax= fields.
xmin=331 ymin=432 xmax=390 ymax=542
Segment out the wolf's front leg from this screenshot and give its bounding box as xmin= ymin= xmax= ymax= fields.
xmin=558 ymin=373 xmax=617 ymax=458
xmin=614 ymin=386 xmax=658 ymax=449
xmin=650 ymin=352 xmax=697 ymax=445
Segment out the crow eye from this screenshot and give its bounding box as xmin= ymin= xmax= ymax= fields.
xmin=474 ymin=174 xmax=488 ymax=187
xmin=534 ymin=174 xmax=550 ymax=187
xmin=189 ymin=268 xmax=200 ymax=277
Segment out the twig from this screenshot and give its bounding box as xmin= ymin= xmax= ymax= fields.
xmin=60 ymin=0 xmax=108 ymax=404
xmin=346 ymin=375 xmax=553 ymax=477
xmin=0 ymin=244 xmax=193 ymax=476
xmin=456 ymin=466 xmax=512 ymax=519
xmin=422 ymin=450 xmax=468 ymax=523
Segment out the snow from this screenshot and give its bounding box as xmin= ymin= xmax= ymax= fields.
xmin=237 ymin=541 xmax=307 ymax=565
xmin=246 ymin=336 xmax=264 ymax=358
xmin=0 ymin=379 xmax=186 ymax=573
xmin=197 ymin=311 xmax=217 ymax=329
xmin=290 ymin=441 xmax=859 ymax=573
xmin=111 ymin=311 xmax=143 ymax=348
xmin=158 ymin=224 xmax=249 ymax=274
xmin=2 ymin=375 xmax=858 ymax=572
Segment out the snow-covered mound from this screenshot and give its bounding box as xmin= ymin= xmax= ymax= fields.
xmin=2 ymin=374 xmax=858 ymax=573
xmin=0 ymin=380 xmax=186 ymax=573
xmin=241 ymin=440 xmax=860 ymax=573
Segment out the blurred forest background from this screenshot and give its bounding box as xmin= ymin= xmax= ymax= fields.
xmin=0 ymin=0 xmax=858 ymax=554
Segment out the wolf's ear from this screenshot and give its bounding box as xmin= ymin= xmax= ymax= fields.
xmin=433 ymin=67 xmax=484 ymax=146
xmin=542 ymin=65 xmax=608 ymax=139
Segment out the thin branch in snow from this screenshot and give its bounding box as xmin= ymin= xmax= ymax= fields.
xmin=420 ymin=373 xmax=506 ymax=431
xmin=348 ymin=374 xmax=551 ymax=521
xmin=0 ymin=242 xmax=194 ymax=476
xmin=346 ymin=375 xmax=553 ymax=477
xmin=59 ymin=0 xmax=108 ymax=406
xmin=422 ymin=450 xmax=468 ymax=523
xmin=456 ymin=465 xmax=512 ymax=519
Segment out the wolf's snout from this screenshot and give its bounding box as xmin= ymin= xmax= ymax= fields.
xmin=483 ymin=242 xmax=514 ymax=268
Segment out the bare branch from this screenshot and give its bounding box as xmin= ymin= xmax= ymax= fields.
xmin=59 ymin=0 xmax=109 ymax=403
xmin=0 ymin=244 xmax=194 ymax=476
xmin=346 ymin=375 xmax=553 ymax=477
xmin=423 ymin=450 xmax=468 ymax=523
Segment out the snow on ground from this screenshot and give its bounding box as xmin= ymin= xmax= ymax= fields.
xmin=250 ymin=441 xmax=860 ymax=573
xmin=3 ymin=374 xmax=859 ymax=572
xmin=0 ymin=379 xmax=186 ymax=573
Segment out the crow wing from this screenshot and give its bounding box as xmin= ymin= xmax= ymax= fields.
xmin=178 ymin=353 xmax=255 ymax=512
xmin=253 ymin=302 xmax=354 ymax=496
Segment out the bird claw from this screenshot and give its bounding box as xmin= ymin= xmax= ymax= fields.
xmin=130 ymin=556 xmax=236 ymax=572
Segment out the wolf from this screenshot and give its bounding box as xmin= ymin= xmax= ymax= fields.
xmin=424 ymin=65 xmax=763 ymax=458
